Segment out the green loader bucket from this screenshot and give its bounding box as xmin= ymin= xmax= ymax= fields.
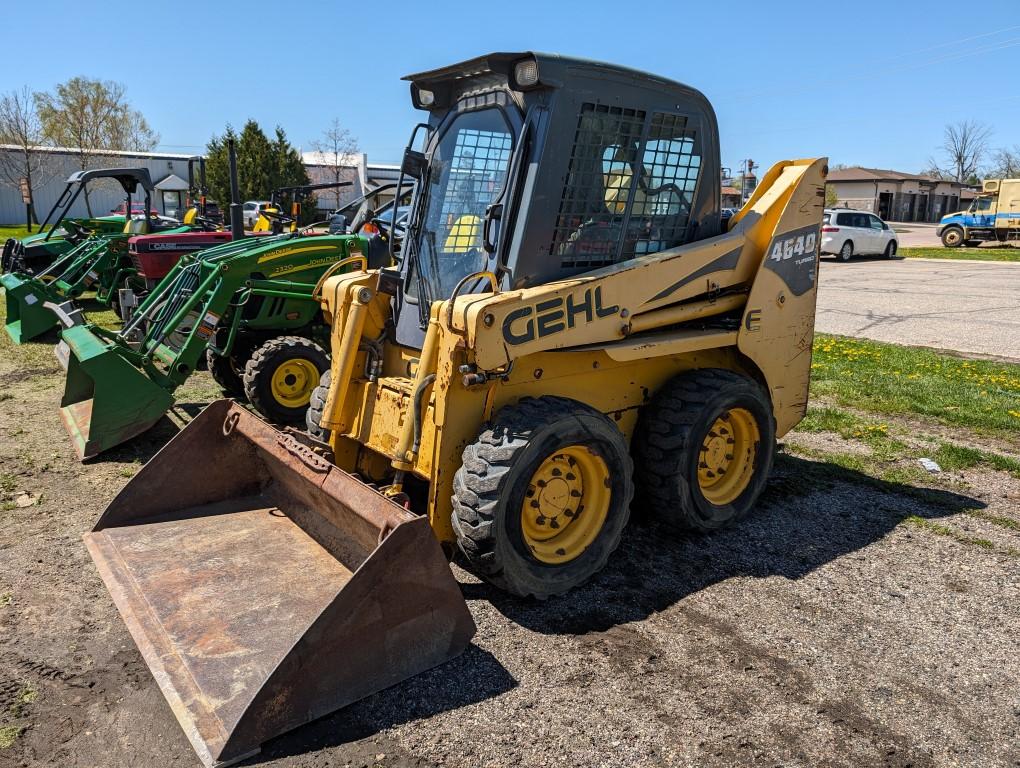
xmin=60 ymin=324 xmax=173 ymax=460
xmin=84 ymin=400 xmax=475 ymax=767
xmin=1 ymin=272 xmax=60 ymax=343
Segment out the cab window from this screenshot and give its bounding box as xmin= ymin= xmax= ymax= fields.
xmin=975 ymin=197 xmax=994 ymax=212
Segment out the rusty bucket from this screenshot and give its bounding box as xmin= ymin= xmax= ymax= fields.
xmin=84 ymin=400 xmax=475 ymax=767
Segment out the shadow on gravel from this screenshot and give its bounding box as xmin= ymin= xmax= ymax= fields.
xmin=246 ymin=645 xmax=516 ymax=765
xmin=468 ymin=453 xmax=985 ymax=634
xmin=82 ymin=401 xmax=219 ymax=464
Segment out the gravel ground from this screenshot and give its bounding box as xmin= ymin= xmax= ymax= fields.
xmin=1 ymin=351 xmax=1019 ymax=768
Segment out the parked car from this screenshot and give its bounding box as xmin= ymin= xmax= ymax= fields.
xmin=242 ymin=200 xmax=276 ymax=229
xmin=821 ymin=208 xmax=898 ymax=261
xmin=110 ymin=202 xmax=159 ymax=217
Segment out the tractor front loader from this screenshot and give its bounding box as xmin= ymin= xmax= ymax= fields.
xmin=1 ymin=167 xmax=138 ymax=277
xmin=85 ymin=53 xmax=826 ymax=767
xmin=2 ymin=168 xmax=188 ymax=343
xmin=59 ymin=230 xmax=374 ymax=459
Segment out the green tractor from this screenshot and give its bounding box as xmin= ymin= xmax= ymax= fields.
xmin=2 ymin=167 xmax=194 ymax=344
xmin=1 ymin=169 xmax=134 ymax=277
xmin=57 ymin=222 xmax=390 ymax=459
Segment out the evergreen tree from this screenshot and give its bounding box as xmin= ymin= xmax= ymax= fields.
xmin=204 ymin=121 xmax=312 ymax=221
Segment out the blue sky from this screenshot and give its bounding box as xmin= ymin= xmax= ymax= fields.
xmin=4 ymin=0 xmax=1019 ymax=175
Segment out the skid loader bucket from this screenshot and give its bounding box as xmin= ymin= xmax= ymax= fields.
xmin=1 ymin=272 xmax=59 ymax=343
xmin=60 ymin=324 xmax=174 ymax=459
xmin=84 ymin=400 xmax=476 ymax=767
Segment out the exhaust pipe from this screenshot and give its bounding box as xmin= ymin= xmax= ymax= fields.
xmin=228 ymin=139 xmax=244 ymax=240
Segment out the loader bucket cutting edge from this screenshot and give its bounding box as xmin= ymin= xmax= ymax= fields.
xmin=84 ymin=400 xmax=476 ymax=767
xmin=60 ymin=324 xmax=174 ymax=460
xmin=1 ymin=272 xmax=60 ymax=344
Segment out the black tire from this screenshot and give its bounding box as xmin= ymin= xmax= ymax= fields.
xmin=838 ymin=241 xmax=854 ymax=261
xmin=451 ymin=396 xmax=634 ymax=599
xmin=633 ymin=369 xmax=775 ymax=533
xmin=305 ymin=369 xmax=332 ymax=442
xmin=243 ymin=336 xmax=329 ymax=424
xmin=941 ymin=226 xmax=964 ymax=248
xmin=206 ymin=347 xmax=247 ymax=399
xmin=884 ymin=241 xmax=897 ymax=259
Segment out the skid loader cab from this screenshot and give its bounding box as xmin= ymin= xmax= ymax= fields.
xmin=392 ymin=52 xmax=721 ymax=347
xmin=86 ymin=52 xmax=826 ymax=768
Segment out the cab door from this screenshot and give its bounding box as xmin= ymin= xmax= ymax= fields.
xmin=973 ymin=196 xmax=996 ymax=228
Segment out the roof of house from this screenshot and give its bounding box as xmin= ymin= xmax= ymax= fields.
xmin=0 ymin=143 xmax=193 ymax=160
xmin=826 ymin=166 xmax=964 ymax=186
xmin=154 ymin=173 xmax=189 ymax=191
xmin=721 ymin=185 xmax=741 ymax=196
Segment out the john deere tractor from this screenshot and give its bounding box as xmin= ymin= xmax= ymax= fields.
xmin=0 ymin=168 xmax=139 ymax=277
xmin=85 ymin=52 xmax=826 ymax=767
xmin=57 ymin=187 xmax=402 ymax=459
xmin=1 ymin=167 xmax=191 ymax=343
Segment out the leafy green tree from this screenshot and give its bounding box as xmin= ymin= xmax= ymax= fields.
xmin=35 ymin=76 xmax=158 ymax=214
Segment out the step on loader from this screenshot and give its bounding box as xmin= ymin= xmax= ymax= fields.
xmin=2 ymin=167 xmax=190 ymax=343
xmin=85 ymin=52 xmax=827 ymax=767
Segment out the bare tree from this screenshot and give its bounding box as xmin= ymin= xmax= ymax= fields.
xmin=0 ymin=86 xmax=54 ymax=229
xmin=35 ymin=77 xmax=159 ymax=214
xmin=987 ymin=145 xmax=1020 ymax=179
xmin=926 ymin=121 xmax=992 ymax=183
xmin=309 ymin=118 xmax=359 ymax=209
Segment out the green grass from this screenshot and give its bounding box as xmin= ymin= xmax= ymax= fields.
xmin=0 ymin=725 xmax=22 ymax=749
xmin=904 ymin=515 xmax=996 ymax=550
xmin=900 ymin=246 xmax=1020 ymax=262
xmin=811 ymin=335 xmax=1020 ymax=435
xmin=0 ymin=226 xmax=30 ymax=241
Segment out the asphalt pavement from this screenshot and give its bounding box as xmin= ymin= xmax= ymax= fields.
xmin=816 ymin=257 xmax=1020 ymax=361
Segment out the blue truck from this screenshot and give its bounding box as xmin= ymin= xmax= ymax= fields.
xmin=937 ymin=178 xmax=1020 ymax=247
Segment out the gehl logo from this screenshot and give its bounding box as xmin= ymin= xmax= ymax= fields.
xmin=502 ymin=286 xmax=619 ymax=345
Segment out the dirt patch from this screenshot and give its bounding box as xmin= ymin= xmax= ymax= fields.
xmin=0 ymin=349 xmax=1018 ymax=768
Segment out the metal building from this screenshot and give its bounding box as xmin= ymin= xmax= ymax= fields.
xmin=0 ymin=145 xmax=196 ymax=224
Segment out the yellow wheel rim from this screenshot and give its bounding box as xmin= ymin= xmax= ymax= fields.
xmin=697 ymin=407 xmax=760 ymax=506
xmin=520 ymin=445 xmax=611 ymax=565
xmin=269 ymin=358 xmax=319 ymax=409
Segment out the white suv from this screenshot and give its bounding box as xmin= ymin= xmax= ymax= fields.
xmin=821 ymin=208 xmax=898 ymax=261
xmin=242 ymin=200 xmax=275 ymax=229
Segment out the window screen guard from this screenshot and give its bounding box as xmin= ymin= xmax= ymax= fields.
xmin=551 ymin=104 xmax=701 ymax=269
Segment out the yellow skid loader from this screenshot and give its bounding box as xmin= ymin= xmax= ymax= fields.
xmin=85 ymin=52 xmax=827 ymax=766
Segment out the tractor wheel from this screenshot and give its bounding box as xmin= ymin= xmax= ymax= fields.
xmin=206 ymin=347 xmax=247 ymax=400
xmin=838 ymin=241 xmax=854 ymax=261
xmin=243 ymin=336 xmax=329 ymax=424
xmin=451 ymin=396 xmax=633 ymax=599
xmin=305 ymin=369 xmax=332 ymax=442
xmin=884 ymin=241 xmax=897 ymax=259
xmin=941 ymin=226 xmax=964 ymax=248
xmin=633 ymin=369 xmax=775 ymax=533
